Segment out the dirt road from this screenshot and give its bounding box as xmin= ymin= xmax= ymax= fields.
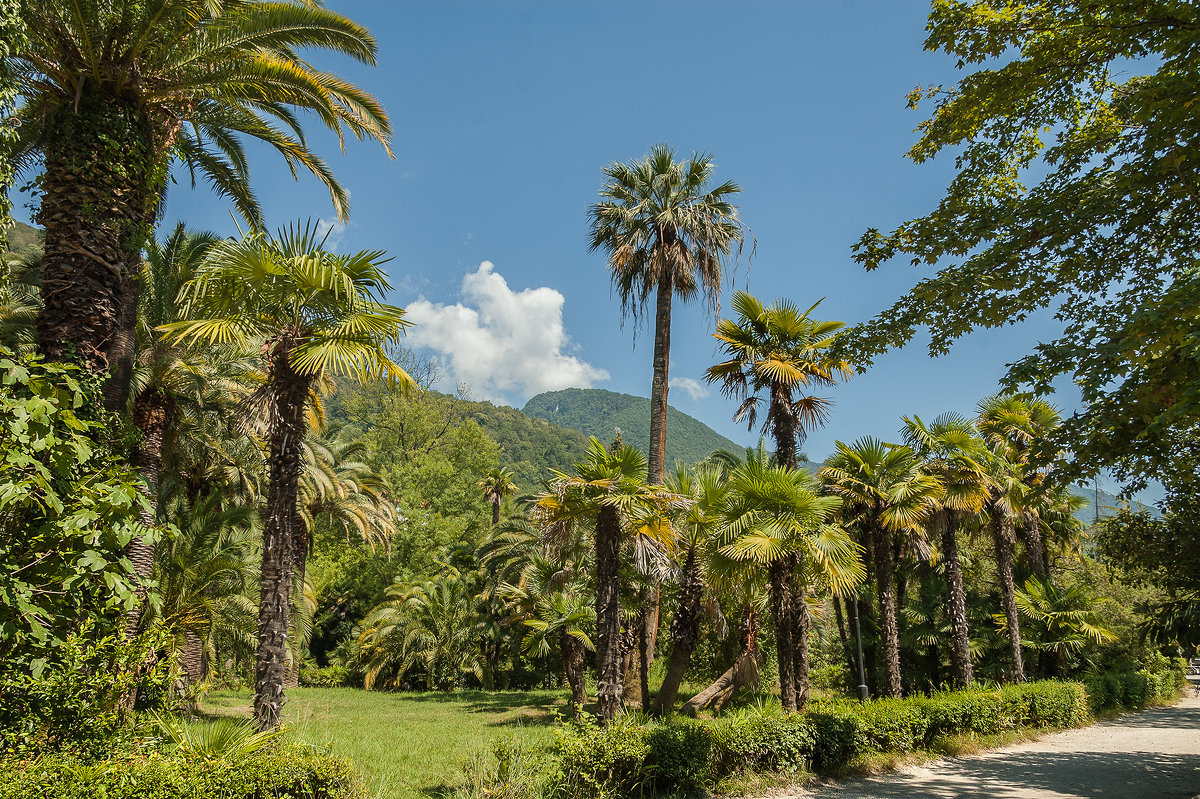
xmin=782 ymin=694 xmax=1200 ymax=799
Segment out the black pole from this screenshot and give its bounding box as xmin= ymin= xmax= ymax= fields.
xmin=851 ymin=594 xmax=869 ymax=701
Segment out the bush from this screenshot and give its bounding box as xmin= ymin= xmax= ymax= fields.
xmin=300 ymin=665 xmax=351 ymax=688
xmin=0 ymin=746 xmax=364 ymax=799
xmin=551 ymin=716 xmax=652 ymax=799
xmin=1082 ymin=659 xmax=1185 ymax=713
xmin=708 ymin=705 xmax=813 ymax=776
xmin=999 ymin=681 xmax=1088 ymax=729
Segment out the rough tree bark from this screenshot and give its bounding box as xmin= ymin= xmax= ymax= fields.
xmin=1021 ymin=509 xmax=1049 ymax=579
xmin=873 ymin=522 xmax=903 ymax=698
xmin=768 ymin=558 xmax=797 ymax=711
xmin=651 ymin=548 xmax=702 ymax=714
xmin=935 ymin=509 xmax=975 ymax=688
xmin=562 ymin=633 xmax=588 ymax=719
xmin=254 ymin=343 xmax=313 ymax=730
xmin=991 ymin=506 xmax=1026 ymax=682
xmin=792 ymin=578 xmax=812 ymax=710
xmin=594 ymin=505 xmax=624 ymax=724
xmin=681 ymin=606 xmax=759 ymax=716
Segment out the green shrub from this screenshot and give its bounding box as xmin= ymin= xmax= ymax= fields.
xmin=645 ymin=718 xmax=713 ymax=793
xmin=0 ymin=746 xmax=365 ymax=799
xmin=1083 ymin=660 xmax=1184 ymax=712
xmin=919 ymin=690 xmax=1010 ymax=738
xmin=708 ymin=706 xmax=814 ymax=776
xmin=999 ymin=681 xmax=1088 ymax=729
xmin=551 ymin=716 xmax=652 ymax=799
xmin=300 ymin=665 xmax=351 ymax=688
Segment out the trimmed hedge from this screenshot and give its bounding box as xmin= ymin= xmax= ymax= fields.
xmin=0 ymin=746 xmax=365 ymax=799
xmin=535 ymin=670 xmax=1182 ymax=798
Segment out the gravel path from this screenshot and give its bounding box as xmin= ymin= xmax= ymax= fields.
xmin=776 ymin=692 xmax=1200 ymax=799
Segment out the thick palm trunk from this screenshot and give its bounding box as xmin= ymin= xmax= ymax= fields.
xmin=124 ymin=389 xmax=172 ymax=638
xmin=594 ymin=505 xmax=624 ymax=724
xmin=1021 ymin=509 xmax=1048 ymax=578
xmin=181 ymin=632 xmax=205 ymax=685
xmin=793 ymin=581 xmax=812 ymax=710
xmin=491 ymin=496 xmax=501 ymax=527
xmin=651 ymin=549 xmax=702 ymax=714
xmin=873 ymin=524 xmax=903 ymax=698
xmin=991 ymin=507 xmax=1026 ymax=682
xmin=768 ymin=558 xmax=797 ymax=711
xmin=286 ymin=514 xmax=311 ymax=689
xmin=682 ymin=606 xmax=759 ymax=716
xmin=937 ymin=509 xmax=974 ymax=688
xmin=35 ymin=95 xmax=161 ymax=373
xmin=254 ymin=351 xmax=312 ymax=730
xmin=562 ymin=633 xmax=588 ymax=719
xmin=770 ymin=383 xmax=799 ymax=470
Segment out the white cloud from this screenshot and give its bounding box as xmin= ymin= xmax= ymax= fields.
xmin=404 ymin=262 xmax=609 ymax=404
xmin=315 ymin=217 xmax=349 ymax=252
xmin=670 ymin=377 xmax=710 ymax=401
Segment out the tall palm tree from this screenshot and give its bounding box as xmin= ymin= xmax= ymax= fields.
xmin=589 ymin=144 xmax=746 ymax=484
xmin=976 ymin=395 xmax=1062 ymax=682
xmin=821 ymin=438 xmax=941 ymax=698
xmin=706 ymin=291 xmax=850 ymax=706
xmin=722 ymin=458 xmax=861 ymax=710
xmin=706 ymin=291 xmax=850 ymax=470
xmin=164 ymin=222 xmax=413 ymax=730
xmin=589 ymin=145 xmax=746 ymax=674
xmin=902 ymin=413 xmax=992 ymax=688
xmin=10 ymin=0 xmax=391 ymax=381
xmin=478 ymin=467 xmax=518 ymax=527
xmin=533 ymin=438 xmax=684 ymax=724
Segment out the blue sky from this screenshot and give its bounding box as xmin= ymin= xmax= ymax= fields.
xmin=18 ymin=2 xmax=1106 ymax=481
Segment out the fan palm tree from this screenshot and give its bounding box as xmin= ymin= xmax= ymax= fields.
xmin=164 ymin=222 xmax=413 ymax=730
xmin=1002 ymin=577 xmax=1116 ymax=677
xmin=706 ymin=291 xmax=851 ymax=470
xmin=722 ymin=458 xmax=861 ymax=710
xmin=533 ymin=438 xmax=685 ymax=724
xmin=902 ymin=413 xmax=992 ymax=688
xmin=589 ymin=145 xmax=746 ymax=677
xmin=588 ymin=144 xmax=747 ymax=484
xmin=10 ymin=0 xmax=391 ymax=379
xmin=651 ymin=462 xmax=730 ymax=715
xmin=821 ymin=438 xmax=941 ymax=698
xmin=976 ymin=395 xmax=1062 ymax=682
xmin=478 ymin=467 xmax=518 ymax=527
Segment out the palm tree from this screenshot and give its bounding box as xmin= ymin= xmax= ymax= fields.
xmin=722 ymin=458 xmax=861 ymax=710
xmin=164 ymin=222 xmax=413 ymax=730
xmin=533 ymin=438 xmax=684 ymax=724
xmin=976 ymin=395 xmax=1062 ymax=682
xmin=478 ymin=467 xmax=518 ymax=527
xmin=821 ymin=438 xmax=941 ymax=698
xmin=706 ymin=291 xmax=850 ymax=470
xmin=589 ymin=145 xmax=746 ymax=677
xmin=902 ymin=413 xmax=992 ymax=688
xmin=651 ymin=463 xmax=729 ymax=715
xmin=705 ymin=291 xmax=850 ymax=706
xmin=10 ymin=0 xmax=391 ymax=380
xmin=1003 ymin=577 xmax=1116 ymax=677
xmin=356 ymin=571 xmax=484 ymax=691
xmin=588 ymin=144 xmax=746 ymax=484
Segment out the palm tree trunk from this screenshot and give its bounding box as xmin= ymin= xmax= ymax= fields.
xmin=562 ymin=633 xmax=587 ymax=719
xmin=873 ymin=523 xmax=903 ymax=698
xmin=937 ymin=509 xmax=974 ymax=688
xmin=1021 ymin=509 xmax=1048 ymax=578
xmin=991 ymin=507 xmax=1026 ymax=682
xmin=770 ymin=383 xmax=799 ymax=469
xmin=648 ymin=274 xmax=673 ymax=484
xmin=181 ymin=632 xmax=205 ymax=685
xmin=651 ymin=548 xmax=702 ymax=714
xmin=286 ymin=514 xmax=310 ymax=689
xmin=681 ymin=605 xmax=759 ymax=716
xmin=491 ymin=495 xmax=501 ymax=527
xmin=35 ymin=95 xmax=161 ymax=372
xmin=124 ymin=389 xmax=172 ymax=638
xmin=594 ymin=505 xmax=624 ymax=724
xmin=768 ymin=558 xmax=797 ymax=711
xmin=254 ymin=349 xmax=312 ymax=731
xmin=793 ymin=577 xmax=812 ymax=710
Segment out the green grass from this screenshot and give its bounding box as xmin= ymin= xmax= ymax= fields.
xmin=198 ymin=687 xmax=563 ymax=799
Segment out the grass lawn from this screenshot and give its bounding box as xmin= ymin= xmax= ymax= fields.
xmin=199 ymin=687 xmax=564 ymax=798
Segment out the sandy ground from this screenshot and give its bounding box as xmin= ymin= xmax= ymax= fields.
xmin=774 ymin=689 xmax=1200 ymax=799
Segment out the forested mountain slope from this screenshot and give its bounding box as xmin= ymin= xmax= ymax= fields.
xmin=523 ymin=388 xmax=746 ymax=469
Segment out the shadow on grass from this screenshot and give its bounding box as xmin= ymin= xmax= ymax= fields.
xmin=392 ymin=689 xmax=565 ymax=726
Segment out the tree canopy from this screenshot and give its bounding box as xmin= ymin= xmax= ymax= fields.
xmin=838 ymin=1 xmax=1200 ymax=489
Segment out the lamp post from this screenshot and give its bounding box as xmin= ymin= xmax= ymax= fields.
xmin=851 ymin=594 xmax=869 ymax=701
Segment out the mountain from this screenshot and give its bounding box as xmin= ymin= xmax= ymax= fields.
xmin=522 ymin=387 xmax=746 ymax=469
xmin=2 ymin=220 xmax=42 ymax=261
xmin=460 ymin=396 xmax=591 ymax=492
xmin=1070 ymin=485 xmax=1154 ymax=526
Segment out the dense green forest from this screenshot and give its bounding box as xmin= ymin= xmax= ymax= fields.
xmin=523 ymin=387 xmax=745 ymax=469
